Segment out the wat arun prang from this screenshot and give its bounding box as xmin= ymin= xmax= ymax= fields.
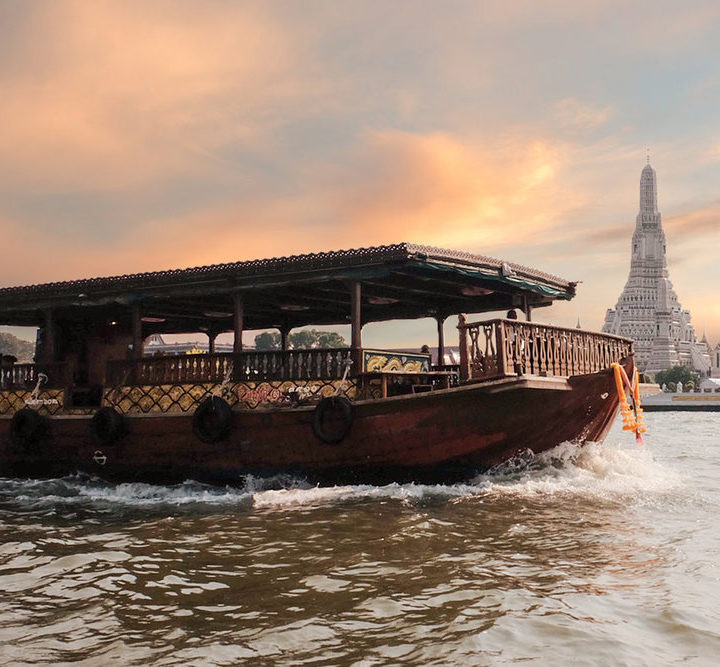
xmin=602 ymin=162 xmax=712 ymax=378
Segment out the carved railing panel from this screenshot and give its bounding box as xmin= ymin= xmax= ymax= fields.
xmin=458 ymin=319 xmax=633 ymax=382
xmin=467 ymin=322 xmax=499 ymax=381
xmin=106 ymin=348 xmax=354 ymax=386
xmin=0 ymin=362 xmax=71 ymax=389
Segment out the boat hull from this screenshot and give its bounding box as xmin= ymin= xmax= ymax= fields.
xmin=0 ymin=363 xmax=626 ymax=485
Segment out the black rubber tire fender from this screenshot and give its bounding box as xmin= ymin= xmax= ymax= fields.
xmin=312 ymin=396 xmax=354 ymax=445
xmin=9 ymin=408 xmax=48 ymax=451
xmin=193 ymin=396 xmax=233 ymax=443
xmin=91 ymin=407 xmax=126 ymax=446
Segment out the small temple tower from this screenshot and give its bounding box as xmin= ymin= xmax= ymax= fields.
xmin=602 ymin=161 xmax=711 ymax=377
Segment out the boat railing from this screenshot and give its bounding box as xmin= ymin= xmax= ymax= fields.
xmin=0 ymin=362 xmax=71 ymax=390
xmin=458 ymin=318 xmax=633 ymax=382
xmin=106 ymin=348 xmax=355 ymax=386
xmin=431 ymin=364 xmax=461 ymax=374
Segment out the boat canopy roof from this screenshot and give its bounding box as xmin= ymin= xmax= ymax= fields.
xmin=0 ymin=243 xmax=576 ymax=332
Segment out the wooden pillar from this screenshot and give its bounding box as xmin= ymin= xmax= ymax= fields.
xmin=436 ymin=316 xmax=446 ymax=367
xmin=523 ymin=296 xmax=532 ymax=322
xmin=43 ymin=308 xmax=56 ymax=363
xmin=207 ymin=330 xmax=218 ymax=354
xmin=350 ymin=281 xmax=362 ymax=372
xmin=280 ymin=327 xmax=290 ymax=351
xmin=458 ymin=313 xmax=469 ymax=382
xmin=233 ymin=293 xmax=244 ymax=354
xmin=131 ymin=304 xmax=143 ymax=360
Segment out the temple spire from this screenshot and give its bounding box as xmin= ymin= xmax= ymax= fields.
xmin=603 ymin=161 xmax=710 ymax=377
xmin=638 ymin=162 xmax=660 ymax=224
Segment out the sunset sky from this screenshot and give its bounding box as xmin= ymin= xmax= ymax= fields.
xmin=1 ymin=0 xmax=719 ymax=348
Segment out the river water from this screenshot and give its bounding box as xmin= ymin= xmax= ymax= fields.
xmin=1 ymin=412 xmax=719 ymax=665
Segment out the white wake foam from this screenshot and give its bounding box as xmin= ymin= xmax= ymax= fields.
xmin=472 ymin=440 xmax=681 ymax=502
xmin=0 ymin=441 xmax=680 ymax=513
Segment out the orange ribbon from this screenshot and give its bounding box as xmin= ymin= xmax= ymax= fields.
xmin=612 ymin=363 xmax=646 ymax=445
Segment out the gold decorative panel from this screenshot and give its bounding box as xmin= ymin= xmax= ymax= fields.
xmin=103 ymin=379 xmax=357 ymax=415
xmin=363 ymin=350 xmax=429 ymax=373
xmin=0 ymin=389 xmax=66 ymax=416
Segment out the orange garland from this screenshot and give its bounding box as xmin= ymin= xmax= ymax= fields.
xmin=611 ymin=362 xmax=646 ymax=445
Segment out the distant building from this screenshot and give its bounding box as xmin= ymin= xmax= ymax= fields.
xmin=713 ymin=342 xmax=720 ymax=378
xmin=144 ymin=334 xmax=235 ymax=356
xmin=699 ymin=377 xmax=720 ymax=393
xmin=602 ymin=162 xmax=711 ymax=377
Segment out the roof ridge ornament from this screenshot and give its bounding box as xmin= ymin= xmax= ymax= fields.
xmin=501 ymin=262 xmax=516 ymax=277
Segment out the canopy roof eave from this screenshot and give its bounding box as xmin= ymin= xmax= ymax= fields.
xmin=0 ymin=243 xmax=576 ymax=332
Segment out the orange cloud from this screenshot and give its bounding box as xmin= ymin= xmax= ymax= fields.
xmin=0 ymin=129 xmax=579 ymax=284
xmin=665 ymin=203 xmax=720 ymax=235
xmin=163 ymin=130 xmax=582 ymax=266
xmin=322 ymin=130 xmax=580 ymax=250
xmin=0 ymin=1 xmax=305 ymax=190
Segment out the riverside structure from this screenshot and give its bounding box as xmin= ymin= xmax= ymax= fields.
xmin=602 ymin=162 xmax=713 ymax=378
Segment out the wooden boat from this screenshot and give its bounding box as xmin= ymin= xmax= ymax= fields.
xmin=0 ymin=244 xmax=633 ymax=485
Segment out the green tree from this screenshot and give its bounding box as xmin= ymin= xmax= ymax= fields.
xmin=253 ymin=329 xmax=348 ymax=350
xmin=654 ymin=365 xmax=699 ymax=389
xmin=291 ymin=329 xmax=347 ymax=349
xmin=254 ymin=332 xmax=281 ymax=350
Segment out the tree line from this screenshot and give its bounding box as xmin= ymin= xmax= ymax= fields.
xmin=0 ymin=332 xmax=35 ymax=362
xmin=254 ymin=329 xmax=347 ymax=350
xmin=653 ymin=365 xmax=700 ymax=391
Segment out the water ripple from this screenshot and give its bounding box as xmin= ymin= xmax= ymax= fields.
xmin=2 ymin=419 xmax=720 ymax=664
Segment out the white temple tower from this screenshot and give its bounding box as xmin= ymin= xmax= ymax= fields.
xmin=602 ymin=162 xmax=711 ymax=377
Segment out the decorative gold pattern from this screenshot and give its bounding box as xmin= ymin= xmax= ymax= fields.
xmin=363 ymin=351 xmax=429 ymax=373
xmin=104 ymin=379 xmax=357 ymax=414
xmin=1 ymin=380 xmax=357 ymax=416
xmin=0 ymin=389 xmax=66 ymax=416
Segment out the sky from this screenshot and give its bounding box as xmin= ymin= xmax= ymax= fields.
xmin=1 ymin=0 xmax=719 ymax=348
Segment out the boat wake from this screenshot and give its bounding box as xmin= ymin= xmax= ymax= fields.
xmin=473 ymin=440 xmax=680 ymax=502
xmin=0 ymin=440 xmax=680 ymax=515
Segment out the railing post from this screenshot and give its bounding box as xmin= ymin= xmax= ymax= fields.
xmin=458 ymin=314 xmax=469 ymax=382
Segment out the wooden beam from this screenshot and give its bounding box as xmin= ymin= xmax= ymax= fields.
xmin=359 ymin=278 xmax=481 ymax=309
xmin=395 ymin=268 xmax=516 ymax=293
